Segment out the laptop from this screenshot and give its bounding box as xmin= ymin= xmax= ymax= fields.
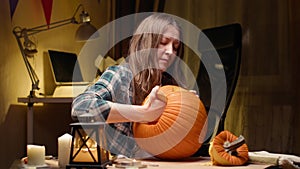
xmin=48 ymin=50 xmax=90 ymax=97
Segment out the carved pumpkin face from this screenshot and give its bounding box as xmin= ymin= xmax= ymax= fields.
xmin=209 ymin=130 xmax=249 ymax=166
xmin=133 ymin=85 xmax=207 ymax=159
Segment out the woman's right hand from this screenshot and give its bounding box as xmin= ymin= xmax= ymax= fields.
xmin=106 ymin=86 xmax=166 ymax=123
xmin=141 ymin=86 xmax=167 ymax=122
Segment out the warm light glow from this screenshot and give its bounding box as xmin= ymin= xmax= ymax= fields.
xmin=73 ymin=135 xmax=99 ymax=162
xmin=73 ymin=147 xmax=98 ymax=162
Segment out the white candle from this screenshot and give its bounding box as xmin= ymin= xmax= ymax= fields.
xmin=58 ymin=133 xmax=72 ymax=167
xmin=27 ymin=145 xmax=45 ymax=166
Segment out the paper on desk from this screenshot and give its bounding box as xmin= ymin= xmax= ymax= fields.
xmin=249 ymin=151 xmax=300 ymax=165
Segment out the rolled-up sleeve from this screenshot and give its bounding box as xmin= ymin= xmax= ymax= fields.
xmin=71 ymin=65 xmax=133 ymax=121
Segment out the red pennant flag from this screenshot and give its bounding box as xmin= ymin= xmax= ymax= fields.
xmin=41 ymin=0 xmax=53 ymax=27
xmin=9 ymin=0 xmax=19 ymax=19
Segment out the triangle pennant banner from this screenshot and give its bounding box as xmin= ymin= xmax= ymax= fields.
xmin=9 ymin=0 xmax=19 ymax=19
xmin=41 ymin=0 xmax=53 ymax=27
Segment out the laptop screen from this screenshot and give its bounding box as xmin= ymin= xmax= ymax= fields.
xmin=48 ymin=50 xmax=84 ymax=84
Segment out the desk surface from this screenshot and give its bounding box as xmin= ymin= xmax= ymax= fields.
xmin=11 ymin=158 xmax=272 ymax=169
xmin=18 ymin=96 xmax=74 ymax=104
xmin=17 ymin=96 xmax=74 ymax=144
xmin=108 ymin=158 xmax=272 ymax=169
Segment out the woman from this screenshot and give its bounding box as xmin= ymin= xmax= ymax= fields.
xmin=72 ymin=13 xmax=187 ymax=157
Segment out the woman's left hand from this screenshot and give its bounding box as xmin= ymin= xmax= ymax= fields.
xmin=189 ymin=90 xmax=199 ymax=97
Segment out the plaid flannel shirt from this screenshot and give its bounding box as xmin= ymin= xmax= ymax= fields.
xmin=72 ymin=64 xmax=140 ymax=157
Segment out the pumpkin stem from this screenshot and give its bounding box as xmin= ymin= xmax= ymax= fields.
xmin=223 ymin=135 xmax=245 ymax=154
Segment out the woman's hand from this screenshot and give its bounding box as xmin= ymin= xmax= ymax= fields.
xmin=189 ymin=90 xmax=199 ymax=97
xmin=106 ymin=86 xmax=166 ymax=123
xmin=141 ymin=86 xmax=167 ymax=122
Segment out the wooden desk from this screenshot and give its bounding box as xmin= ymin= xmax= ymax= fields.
xmin=18 ymin=97 xmax=73 ymax=143
xmin=10 ymin=157 xmax=273 ymax=169
xmin=139 ymin=161 xmax=271 ymax=169
xmin=107 ymin=158 xmax=272 ymax=169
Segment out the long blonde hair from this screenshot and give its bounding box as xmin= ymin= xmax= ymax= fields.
xmin=127 ymin=13 xmax=186 ymax=104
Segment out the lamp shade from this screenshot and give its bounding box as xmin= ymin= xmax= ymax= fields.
xmin=75 ymin=22 xmax=99 ymax=41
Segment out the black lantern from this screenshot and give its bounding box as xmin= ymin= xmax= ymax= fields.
xmin=67 ymin=122 xmax=111 ymax=169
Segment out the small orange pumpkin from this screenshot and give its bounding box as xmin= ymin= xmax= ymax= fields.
xmin=133 ymin=85 xmax=207 ymax=159
xmin=209 ymin=130 xmax=249 ymax=166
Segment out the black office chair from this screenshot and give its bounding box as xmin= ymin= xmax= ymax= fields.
xmin=193 ymin=23 xmax=242 ymax=156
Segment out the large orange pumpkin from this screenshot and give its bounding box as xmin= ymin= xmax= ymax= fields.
xmin=133 ymin=85 xmax=207 ymax=159
xmin=209 ymin=130 xmax=249 ymax=166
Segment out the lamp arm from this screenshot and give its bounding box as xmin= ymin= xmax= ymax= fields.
xmin=11 ymin=4 xmax=87 ymax=97
xmin=14 ymin=4 xmax=84 ymax=37
xmin=13 ymin=17 xmax=75 ymax=37
xmin=13 ymin=31 xmax=40 ymax=97
xmin=12 ymin=16 xmax=77 ymax=97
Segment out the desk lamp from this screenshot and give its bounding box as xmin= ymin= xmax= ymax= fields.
xmin=12 ymin=4 xmax=99 ymax=98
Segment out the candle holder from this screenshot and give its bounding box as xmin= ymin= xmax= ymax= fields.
xmin=67 ymin=122 xmax=111 ymax=169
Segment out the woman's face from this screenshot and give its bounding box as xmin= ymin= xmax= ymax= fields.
xmin=157 ymin=25 xmax=180 ymax=71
